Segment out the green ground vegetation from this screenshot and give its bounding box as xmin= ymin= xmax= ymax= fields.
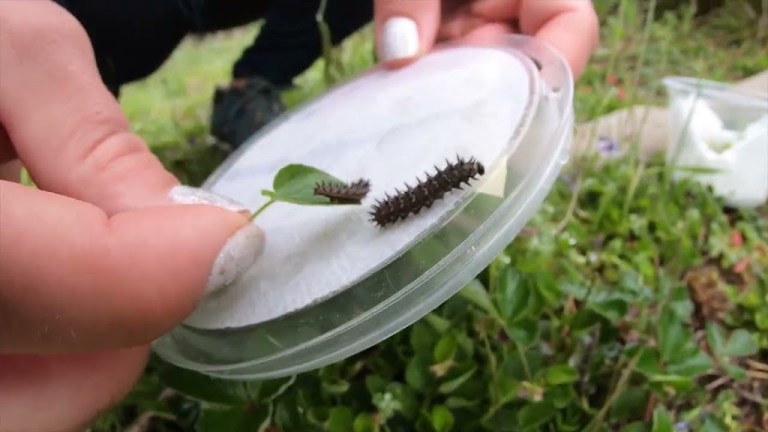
xmin=92 ymin=1 xmax=768 ymax=431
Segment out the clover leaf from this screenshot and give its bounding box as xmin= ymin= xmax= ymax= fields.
xmin=250 ymin=164 xmax=368 ymax=221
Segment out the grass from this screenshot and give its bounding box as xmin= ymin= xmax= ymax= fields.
xmin=91 ymin=0 xmax=768 ymax=431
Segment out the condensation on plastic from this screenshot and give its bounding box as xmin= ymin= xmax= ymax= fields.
xmin=152 ymin=34 xmax=575 ymax=380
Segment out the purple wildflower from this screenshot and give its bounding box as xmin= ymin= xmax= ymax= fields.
xmin=675 ymin=422 xmax=689 ymax=431
xmin=597 ymin=135 xmax=620 ymax=155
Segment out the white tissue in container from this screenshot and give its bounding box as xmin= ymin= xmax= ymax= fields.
xmin=663 ymin=76 xmax=768 ymax=208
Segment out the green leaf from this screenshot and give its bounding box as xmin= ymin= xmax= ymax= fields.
xmin=386 ymin=383 xmax=419 ymax=419
xmin=517 ymin=401 xmax=555 ymax=429
xmin=353 ymin=413 xmax=378 ymax=432
xmin=706 ymin=322 xmax=727 ymax=356
xmin=307 ymin=406 xmax=330 ymax=426
xmin=371 ymin=382 xmax=418 ymax=422
xmin=621 ymin=422 xmax=651 ymax=432
xmin=700 ymin=417 xmax=727 ymax=432
xmin=482 ymin=407 xmax=517 ymax=431
xmin=755 ymin=310 xmax=768 ymax=330
xmin=257 ymin=375 xmax=297 ymax=402
xmin=433 ymin=335 xmax=457 ymax=363
xmin=431 ymin=406 xmax=455 ymax=432
xmin=497 ymin=268 xmax=528 ymax=322
xmin=156 ymin=363 xmax=249 ymax=405
xmin=425 ymin=313 xmax=452 ymax=334
xmin=444 ymin=397 xmax=479 ymax=409
xmin=459 ymin=279 xmax=501 ymax=319
xmin=722 ymin=363 xmax=747 ymax=380
xmin=568 ymin=309 xmax=603 ymax=331
xmin=197 ymin=404 xmax=271 ymax=432
xmin=651 ymin=407 xmax=674 ymax=432
xmin=269 ymin=163 xmax=355 ymax=205
xmin=611 ymin=386 xmax=649 ymax=420
xmin=495 ymin=356 xmax=523 ymax=394
xmin=327 ymin=407 xmax=354 ymax=432
xmin=635 ymin=347 xmax=661 ymax=376
xmin=20 ymin=167 xmax=36 ymax=187
xmin=535 ymin=276 xmax=561 ymax=306
xmin=658 ymin=307 xmax=688 ymax=364
xmin=666 ymin=349 xmax=713 ymax=377
xmin=721 ymin=329 xmax=759 ymax=357
xmin=667 ymin=284 xmax=694 ymax=318
xmin=438 ymin=366 xmax=476 ymax=394
xmin=365 ymin=375 xmax=387 ymax=395
xmin=648 ymin=374 xmax=694 ymax=391
xmin=272 ymin=393 xmax=307 ymax=431
xmin=589 ymin=298 xmax=629 ymax=324
xmin=454 ymin=332 xmax=476 ymax=358
xmin=559 ymin=282 xmax=589 ymax=300
xmin=543 ymin=364 xmax=579 ymax=385
xmin=548 ymin=384 xmax=577 ymax=409
xmin=405 ymin=356 xmax=434 ymax=391
xmin=410 ymin=323 xmax=437 ymax=357
xmin=507 ymin=318 xmax=539 ymax=347
xmin=322 ymin=380 xmax=350 ymax=395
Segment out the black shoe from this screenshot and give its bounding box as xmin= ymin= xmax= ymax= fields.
xmin=210 ymin=76 xmax=286 ymax=148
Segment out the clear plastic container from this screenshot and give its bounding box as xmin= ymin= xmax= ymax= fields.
xmin=664 ymin=76 xmax=768 ymax=208
xmin=152 ymin=34 xmax=575 ymax=380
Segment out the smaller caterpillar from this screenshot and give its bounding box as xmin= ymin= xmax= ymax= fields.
xmin=369 ymin=155 xmax=485 ymax=228
xmin=314 ymin=178 xmax=371 ymax=204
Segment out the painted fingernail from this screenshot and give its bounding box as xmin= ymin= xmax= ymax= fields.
xmin=169 ymin=185 xmax=250 ymax=216
xmin=206 ymin=224 xmax=265 ymax=294
xmin=380 ymin=16 xmax=419 ymax=62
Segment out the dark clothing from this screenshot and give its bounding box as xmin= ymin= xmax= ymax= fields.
xmin=231 ymin=0 xmax=373 ymax=87
xmin=54 ymin=0 xmax=373 ymax=94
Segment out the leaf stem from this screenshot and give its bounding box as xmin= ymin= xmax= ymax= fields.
xmin=315 ymin=0 xmax=335 ymax=87
xmin=621 ymin=159 xmax=646 ymax=219
xmin=556 ymin=174 xmax=583 ymax=233
xmin=584 ymin=350 xmax=641 ymax=432
xmin=249 ymin=198 xmax=276 ymax=222
xmin=515 ymin=341 xmax=533 ymax=380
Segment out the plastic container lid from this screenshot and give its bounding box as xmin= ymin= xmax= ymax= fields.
xmin=152 ymin=34 xmax=575 ymax=380
xmin=663 ymin=76 xmax=768 ymax=208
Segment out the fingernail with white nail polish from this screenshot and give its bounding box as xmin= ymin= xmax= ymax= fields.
xmin=169 ymin=185 xmax=250 ymax=215
xmin=206 ymin=224 xmax=265 ymax=294
xmin=380 ymin=16 xmax=419 ymax=62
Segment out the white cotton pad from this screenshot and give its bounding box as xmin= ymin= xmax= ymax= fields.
xmin=153 ymin=35 xmax=575 ymax=380
xmin=664 ymin=76 xmax=768 ymax=208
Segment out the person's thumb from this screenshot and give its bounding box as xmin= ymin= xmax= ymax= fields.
xmin=374 ymin=0 xmax=441 ymax=67
xmin=0 ymin=1 xmax=266 ymax=354
xmin=0 ymin=181 xmax=265 ymax=354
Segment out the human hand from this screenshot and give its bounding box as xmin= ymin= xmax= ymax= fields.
xmin=373 ymin=0 xmax=599 ymax=78
xmin=0 ymin=2 xmax=265 ymax=431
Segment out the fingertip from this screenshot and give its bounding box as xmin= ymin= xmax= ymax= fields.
xmin=379 ymin=16 xmax=421 ymax=64
xmin=205 ymin=221 xmax=266 ymax=295
xmin=516 ymin=0 xmax=600 ymax=80
xmin=167 ymin=187 xmax=265 ymax=295
xmin=375 ymin=0 xmax=441 ymax=66
xmin=105 ymin=204 xmax=259 ymax=334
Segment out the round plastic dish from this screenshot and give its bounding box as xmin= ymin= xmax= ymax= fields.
xmin=152 ymin=34 xmax=575 ymax=380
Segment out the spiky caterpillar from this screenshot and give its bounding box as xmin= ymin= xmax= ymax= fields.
xmin=314 ymin=178 xmax=371 ymax=204
xmin=369 ymin=155 xmax=485 ymax=228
